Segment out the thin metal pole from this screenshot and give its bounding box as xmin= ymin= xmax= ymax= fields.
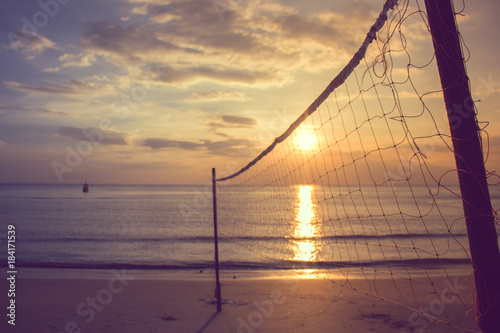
xmin=424 ymin=1 xmax=500 ymax=331
xmin=212 ymin=168 xmax=222 ymax=312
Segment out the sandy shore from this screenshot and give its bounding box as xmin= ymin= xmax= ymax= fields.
xmin=2 ymin=269 xmax=480 ymax=333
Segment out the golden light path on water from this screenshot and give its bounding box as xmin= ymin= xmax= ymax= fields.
xmin=291 ymin=185 xmax=321 ymax=262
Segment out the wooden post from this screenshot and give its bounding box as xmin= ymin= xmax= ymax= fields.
xmin=212 ymin=168 xmax=222 ymax=312
xmin=424 ymin=1 xmax=500 ymax=331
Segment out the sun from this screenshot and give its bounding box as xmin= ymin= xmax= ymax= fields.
xmin=296 ymin=132 xmax=317 ymax=151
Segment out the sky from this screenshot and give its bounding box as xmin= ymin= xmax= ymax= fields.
xmin=0 ymin=0 xmax=499 ymax=185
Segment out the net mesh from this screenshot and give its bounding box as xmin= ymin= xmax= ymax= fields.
xmin=214 ymin=1 xmax=498 ymax=331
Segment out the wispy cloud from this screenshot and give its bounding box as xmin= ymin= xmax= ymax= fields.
xmin=0 ymin=105 xmax=69 ymax=116
xmin=207 ymin=114 xmax=258 ymax=130
xmin=185 ymin=90 xmax=247 ymax=102
xmin=220 ymin=115 xmax=257 ymax=126
xmin=54 ymin=126 xmax=129 ymax=146
xmin=43 ymin=52 xmax=96 ymax=73
xmin=142 ymin=138 xmax=203 ymax=150
xmin=155 ymin=65 xmax=279 ymax=86
xmin=141 ymin=137 xmax=253 ymax=156
xmin=280 ymin=15 xmax=340 ymax=47
xmin=3 ymin=31 xmax=57 ymax=58
xmin=81 ymin=19 xmax=201 ymax=63
xmin=3 ymin=79 xmax=114 ymax=96
xmin=204 ymin=138 xmax=253 ymax=156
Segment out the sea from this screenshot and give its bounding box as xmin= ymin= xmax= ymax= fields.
xmin=0 ymin=183 xmax=498 ymax=279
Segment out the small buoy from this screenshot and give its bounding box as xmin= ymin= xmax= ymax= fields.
xmin=233 ymin=275 xmax=236 ymax=279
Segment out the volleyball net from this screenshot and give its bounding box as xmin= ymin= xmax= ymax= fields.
xmin=212 ymin=1 xmax=500 ymax=331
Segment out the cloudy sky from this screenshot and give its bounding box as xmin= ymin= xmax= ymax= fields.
xmin=0 ymin=0 xmax=499 ymax=184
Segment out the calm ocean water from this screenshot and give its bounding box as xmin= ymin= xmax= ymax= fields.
xmin=0 ymin=184 xmax=267 ymax=272
xmin=0 ymin=184 xmax=498 ymax=274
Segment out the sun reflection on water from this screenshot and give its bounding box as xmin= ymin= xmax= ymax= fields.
xmin=291 ymin=185 xmax=321 ymax=262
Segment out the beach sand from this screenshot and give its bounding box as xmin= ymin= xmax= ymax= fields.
xmin=2 ymin=270 xmax=479 ymax=333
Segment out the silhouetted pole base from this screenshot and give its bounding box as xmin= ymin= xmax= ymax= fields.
xmin=424 ymin=0 xmax=500 ymax=331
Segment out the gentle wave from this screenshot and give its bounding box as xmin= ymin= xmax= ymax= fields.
xmin=0 ymin=258 xmax=472 ymax=271
xmin=18 ymin=233 xmax=469 ymax=243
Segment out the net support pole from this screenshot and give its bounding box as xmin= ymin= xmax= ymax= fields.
xmin=424 ymin=1 xmax=500 ymax=331
xmin=212 ymin=168 xmax=222 ymax=312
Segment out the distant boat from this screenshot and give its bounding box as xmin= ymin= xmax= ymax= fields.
xmin=83 ymin=181 xmax=89 ymax=193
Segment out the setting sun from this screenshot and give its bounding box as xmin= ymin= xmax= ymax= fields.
xmin=296 ymin=132 xmax=317 ymax=151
